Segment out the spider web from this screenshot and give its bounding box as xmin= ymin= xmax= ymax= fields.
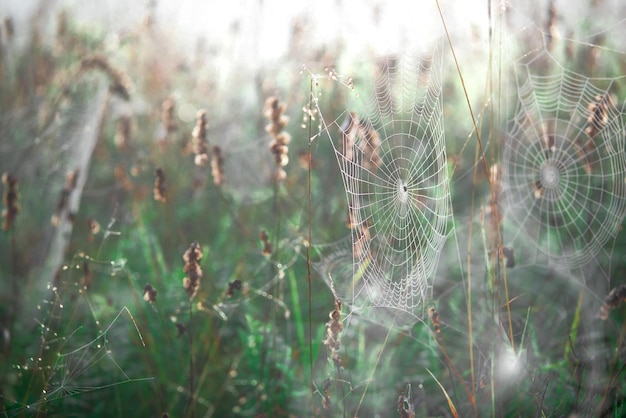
xmin=313 ymin=42 xmax=451 ymax=325
xmin=499 ymin=28 xmax=626 ymax=276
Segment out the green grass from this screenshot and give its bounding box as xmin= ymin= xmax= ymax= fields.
xmin=1 ymin=3 xmax=626 ymax=418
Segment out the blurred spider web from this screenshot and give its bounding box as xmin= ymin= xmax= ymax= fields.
xmin=311 ymin=41 xmax=452 ymax=327
xmin=497 ymin=9 xmax=626 ymax=282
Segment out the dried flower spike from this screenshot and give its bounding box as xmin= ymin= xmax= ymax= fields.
xmin=322 ymin=297 xmax=343 ymax=370
xmin=599 ymin=284 xmax=626 ymax=320
xmin=182 ymin=241 xmax=203 ymax=300
xmin=2 ymin=172 xmax=19 ymax=231
xmin=322 ymin=377 xmax=332 ymax=410
xmin=162 ymin=98 xmax=178 ymax=135
xmin=356 ymin=119 xmax=382 ymax=171
xmin=226 ymin=279 xmax=242 ymax=298
xmin=191 ymin=110 xmax=210 ymax=166
xmin=143 ymin=283 xmax=158 ymax=303
xmin=264 ymin=96 xmax=291 ymax=182
xmin=210 ymin=145 xmax=225 ymax=186
xmin=114 ymin=115 xmax=131 ymax=151
xmin=153 ymin=168 xmax=167 ymax=203
xmin=428 ymin=307 xmax=442 ymax=341
xmin=260 ymin=229 xmax=272 ymax=257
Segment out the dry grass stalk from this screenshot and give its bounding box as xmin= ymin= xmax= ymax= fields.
xmin=81 ymin=260 xmax=92 ymax=289
xmin=182 ymin=241 xmax=203 ymax=300
xmin=260 ymin=229 xmax=272 ymax=257
xmin=143 ymin=283 xmax=158 ymax=303
xmin=264 ymin=96 xmax=291 ymax=182
xmin=2 ymin=172 xmax=19 ymax=231
xmin=485 ymin=163 xmax=503 ymax=226
xmin=51 ymin=169 xmax=79 ymax=226
xmin=340 ymin=111 xmax=358 ymax=161
xmin=545 ymin=1 xmax=560 ymax=51
xmin=191 ymin=110 xmax=210 ymax=166
xmin=210 ymin=145 xmax=225 ymax=186
xmin=153 ymin=168 xmax=167 ymax=203
xmin=598 ymin=284 xmax=626 ymax=320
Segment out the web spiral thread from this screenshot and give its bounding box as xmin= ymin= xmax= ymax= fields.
xmin=501 ymin=48 xmax=626 ymax=272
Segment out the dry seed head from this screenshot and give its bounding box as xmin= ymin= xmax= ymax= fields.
xmin=153 ymin=168 xmax=167 ymax=203
xmin=586 ymin=94 xmax=614 ymax=139
xmin=210 ymin=145 xmax=225 ymax=186
xmin=322 ymin=297 xmax=343 ymax=369
xmin=260 ymin=229 xmax=272 ymax=257
xmin=428 ymin=307 xmax=442 ymax=340
xmin=192 ymin=110 xmax=210 ymax=166
xmin=161 ymin=98 xmax=179 ymax=135
xmin=114 ymin=116 xmax=132 ymax=151
xmin=599 ymin=284 xmax=626 ymax=320
xmin=182 ymin=241 xmax=203 ymax=300
xmin=226 ymin=279 xmax=242 ymax=298
xmin=87 ymin=218 xmax=101 ymax=235
xmin=357 ymin=119 xmax=382 ymax=171
xmin=143 ymin=283 xmax=158 ymax=303
xmin=2 ymin=172 xmax=19 ymax=231
xmin=264 ymin=96 xmax=291 ymax=182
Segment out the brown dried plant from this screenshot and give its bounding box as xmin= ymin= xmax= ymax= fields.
xmin=353 ymin=220 xmax=371 ymax=260
xmin=114 ymin=115 xmax=132 ymax=151
xmin=357 ymin=119 xmax=382 ymax=171
xmin=397 ymin=386 xmax=416 ymax=418
xmin=143 ymin=283 xmax=158 ymax=303
xmin=81 ymin=260 xmax=92 ymax=289
xmin=191 ymin=110 xmax=210 ymax=166
xmin=586 ymin=94 xmax=614 ymax=139
xmin=322 ymin=297 xmax=343 ymax=371
xmin=598 ymin=284 xmax=626 ymax=320
xmin=340 ymin=111 xmax=358 ymax=161
xmin=264 ymin=96 xmax=291 ymax=182
xmin=2 ymin=172 xmax=19 ymax=231
xmin=182 ymin=241 xmax=203 ymax=300
xmin=226 ymin=279 xmax=242 ymax=298
xmin=153 ymin=168 xmax=167 ymax=203
xmin=260 ymin=229 xmax=272 ymax=257
xmin=79 ymin=55 xmax=130 ymax=100
xmin=210 ymin=145 xmax=225 ymax=186
xmin=428 ymin=307 xmax=442 ymax=341
xmin=162 ymin=98 xmax=179 ymax=135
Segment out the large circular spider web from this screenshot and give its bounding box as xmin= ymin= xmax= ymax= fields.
xmin=500 ymin=48 xmax=626 ymax=272
xmin=315 ymin=46 xmax=451 ymax=324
